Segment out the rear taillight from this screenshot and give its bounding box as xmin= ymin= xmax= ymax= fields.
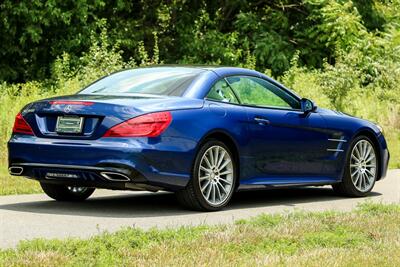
xmin=104 ymin=111 xmax=172 ymax=138
xmin=12 ymin=113 xmax=34 ymax=135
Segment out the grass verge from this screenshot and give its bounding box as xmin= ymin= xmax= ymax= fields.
xmin=0 ymin=169 xmax=41 ymax=196
xmin=0 ymin=202 xmax=399 ymax=266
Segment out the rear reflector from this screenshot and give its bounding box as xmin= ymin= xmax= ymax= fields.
xmin=13 ymin=113 xmax=34 ymax=135
xmin=50 ymin=101 xmax=94 ymax=106
xmin=104 ymin=111 xmax=172 ymax=138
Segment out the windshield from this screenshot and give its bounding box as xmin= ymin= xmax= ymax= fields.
xmin=79 ymin=67 xmax=204 ymax=96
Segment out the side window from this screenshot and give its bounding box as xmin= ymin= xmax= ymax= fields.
xmin=206 ymin=79 xmax=239 ymax=104
xmin=226 ymin=76 xmax=300 ymax=109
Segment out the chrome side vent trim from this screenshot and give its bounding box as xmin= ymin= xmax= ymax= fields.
xmin=327 ymin=149 xmax=344 ymax=152
xmin=100 ymin=172 xmax=131 ymax=182
xmin=328 ymin=138 xmax=347 ymax=142
xmin=327 ymin=137 xmax=347 ymax=153
xmin=9 ymin=166 xmax=24 ymax=175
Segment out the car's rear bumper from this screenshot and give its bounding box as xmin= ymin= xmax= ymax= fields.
xmin=8 ymin=135 xmax=198 ymax=191
xmin=8 ymin=162 xmax=164 ymax=191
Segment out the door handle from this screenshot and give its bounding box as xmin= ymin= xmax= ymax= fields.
xmin=254 ymin=117 xmax=270 ymax=125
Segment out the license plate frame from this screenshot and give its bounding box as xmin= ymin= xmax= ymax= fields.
xmin=55 ymin=116 xmax=84 ymax=134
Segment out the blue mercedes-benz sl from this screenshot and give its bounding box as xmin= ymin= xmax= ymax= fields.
xmin=8 ymin=66 xmax=390 ymax=211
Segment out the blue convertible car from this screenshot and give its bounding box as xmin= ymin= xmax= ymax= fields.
xmin=8 ymin=66 xmax=389 ymax=211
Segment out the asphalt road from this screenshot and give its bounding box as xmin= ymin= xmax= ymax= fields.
xmin=1 ymin=169 xmax=399 ymax=248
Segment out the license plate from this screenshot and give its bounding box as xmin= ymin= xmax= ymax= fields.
xmin=56 ymin=116 xmax=84 ymax=134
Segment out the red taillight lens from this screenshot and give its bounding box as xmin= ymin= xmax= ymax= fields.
xmin=12 ymin=113 xmax=34 ymax=135
xmin=104 ymin=111 xmax=172 ymax=138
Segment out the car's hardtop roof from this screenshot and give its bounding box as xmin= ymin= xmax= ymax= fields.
xmin=135 ymin=64 xmax=254 ymax=72
xmin=128 ymin=65 xmax=266 ymax=79
xmin=111 ymin=65 xmax=301 ymax=99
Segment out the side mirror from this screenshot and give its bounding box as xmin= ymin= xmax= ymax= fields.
xmin=300 ymin=98 xmax=317 ymax=114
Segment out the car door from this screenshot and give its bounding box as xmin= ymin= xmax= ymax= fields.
xmin=225 ymin=75 xmax=330 ymax=182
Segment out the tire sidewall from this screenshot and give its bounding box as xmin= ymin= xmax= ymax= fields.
xmin=191 ymin=139 xmax=237 ymax=211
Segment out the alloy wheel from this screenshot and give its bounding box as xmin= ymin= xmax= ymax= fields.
xmin=349 ymin=140 xmax=377 ymax=192
xmin=198 ymin=145 xmax=234 ymax=206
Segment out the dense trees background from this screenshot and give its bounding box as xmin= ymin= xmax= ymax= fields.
xmin=1 ymin=0 xmax=398 ymax=82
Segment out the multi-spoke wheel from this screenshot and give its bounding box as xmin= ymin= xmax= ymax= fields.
xmin=40 ymin=183 xmax=95 ymax=201
xmin=333 ymin=136 xmax=378 ymax=197
xmin=198 ymin=145 xmax=234 ymax=206
xmin=349 ymin=140 xmax=377 ymax=192
xmin=176 ymin=139 xmax=236 ymax=211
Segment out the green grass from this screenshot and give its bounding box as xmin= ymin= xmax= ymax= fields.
xmin=0 ymin=203 xmax=399 ymax=266
xmin=0 ymin=169 xmax=41 ymax=195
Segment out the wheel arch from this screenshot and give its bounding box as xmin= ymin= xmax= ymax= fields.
xmin=195 ymin=129 xmax=241 ymax=188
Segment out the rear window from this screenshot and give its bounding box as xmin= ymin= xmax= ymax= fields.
xmin=79 ymin=67 xmax=204 ymax=96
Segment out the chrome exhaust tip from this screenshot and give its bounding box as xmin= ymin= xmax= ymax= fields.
xmin=9 ymin=166 xmax=24 ymax=175
xmin=100 ymin=172 xmax=131 ymax=182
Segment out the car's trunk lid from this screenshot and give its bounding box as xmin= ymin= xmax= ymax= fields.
xmin=22 ymin=94 xmax=203 ymax=139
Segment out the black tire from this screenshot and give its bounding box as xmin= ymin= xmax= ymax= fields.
xmin=40 ymin=183 xmax=95 ymax=201
xmin=332 ymin=135 xmax=378 ymax=197
xmin=176 ymin=139 xmax=237 ymax=211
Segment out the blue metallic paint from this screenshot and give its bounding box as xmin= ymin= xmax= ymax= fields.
xmin=8 ymin=67 xmax=389 ymax=192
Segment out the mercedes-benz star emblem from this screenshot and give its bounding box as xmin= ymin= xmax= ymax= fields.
xmin=64 ymin=105 xmax=72 ymax=113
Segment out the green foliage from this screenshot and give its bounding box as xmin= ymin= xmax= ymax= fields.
xmin=1 ymin=0 xmax=396 ymax=82
xmin=305 ymin=0 xmax=367 ymax=53
xmin=0 ymin=0 xmax=108 ymax=81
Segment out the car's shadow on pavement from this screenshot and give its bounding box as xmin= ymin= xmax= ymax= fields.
xmin=0 ymin=186 xmax=382 ymax=218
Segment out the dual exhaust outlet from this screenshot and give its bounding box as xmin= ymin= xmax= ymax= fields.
xmin=100 ymin=172 xmax=131 ymax=182
xmin=9 ymin=166 xmax=130 ymax=182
